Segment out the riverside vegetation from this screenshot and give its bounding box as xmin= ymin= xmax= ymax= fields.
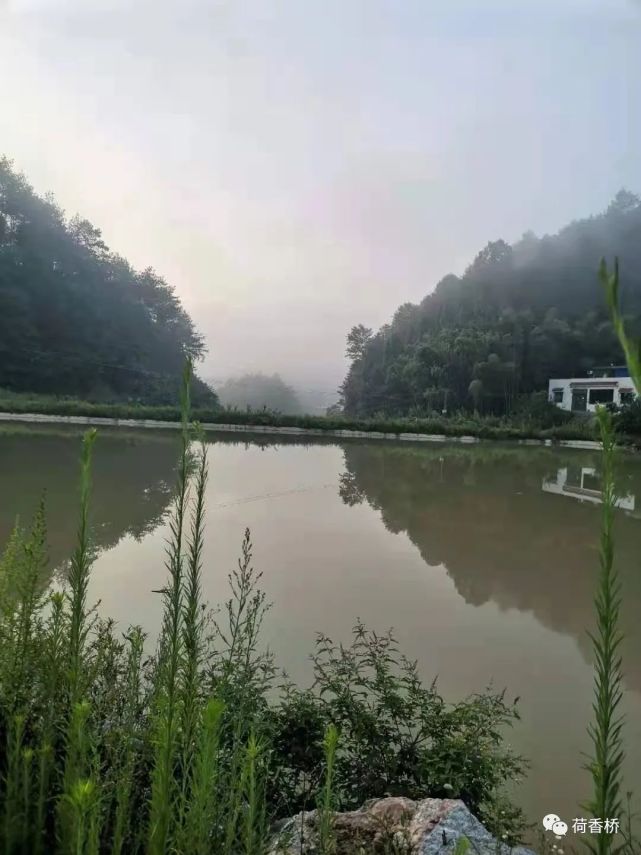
xmin=0 ymin=266 xmax=639 ymax=855
xmin=4 ymin=386 xmax=641 ymax=445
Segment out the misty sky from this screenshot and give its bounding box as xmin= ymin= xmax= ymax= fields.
xmin=1 ymin=0 xmax=640 ymax=393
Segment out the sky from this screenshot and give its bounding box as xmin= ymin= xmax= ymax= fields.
xmin=0 ymin=0 xmax=640 ymax=395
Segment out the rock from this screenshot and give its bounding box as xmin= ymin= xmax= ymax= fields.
xmin=268 ymin=796 xmax=537 ymax=854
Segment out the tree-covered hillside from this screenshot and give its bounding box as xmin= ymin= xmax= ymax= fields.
xmin=217 ymin=372 xmax=302 ymax=414
xmin=341 ymin=191 xmax=641 ymax=416
xmin=0 ymin=157 xmax=216 ymax=405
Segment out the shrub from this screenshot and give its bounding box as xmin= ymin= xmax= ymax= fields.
xmin=511 ymin=391 xmax=574 ymax=429
xmin=269 ymin=622 xmax=526 ymax=827
xmin=611 ymin=398 xmax=641 ymax=436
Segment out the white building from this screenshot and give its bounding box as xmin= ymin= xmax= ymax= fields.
xmin=542 ymin=466 xmax=635 ymax=511
xmin=548 ymin=366 xmax=636 ymax=413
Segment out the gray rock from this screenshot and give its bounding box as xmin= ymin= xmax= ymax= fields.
xmin=418 ymin=802 xmax=535 ymax=854
xmin=268 ymin=796 xmax=537 ymax=855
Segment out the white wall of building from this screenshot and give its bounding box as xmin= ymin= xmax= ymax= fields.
xmin=542 ymin=466 xmax=635 ymax=510
xmin=548 ymin=377 xmax=636 ymax=413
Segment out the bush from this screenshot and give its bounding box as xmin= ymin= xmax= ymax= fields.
xmin=511 ymin=391 xmax=574 ymax=428
xmin=611 ymin=398 xmax=641 ymax=436
xmin=270 ymin=622 xmax=526 ymax=825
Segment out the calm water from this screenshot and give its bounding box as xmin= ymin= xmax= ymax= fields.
xmin=2 ymin=424 xmax=641 ymax=834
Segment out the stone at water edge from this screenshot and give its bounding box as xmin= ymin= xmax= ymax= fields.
xmin=268 ymin=796 xmax=537 ymax=854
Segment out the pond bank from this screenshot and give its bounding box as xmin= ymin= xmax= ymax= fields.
xmin=0 ymin=410 xmax=602 ymax=450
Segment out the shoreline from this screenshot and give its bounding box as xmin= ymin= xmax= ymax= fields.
xmin=0 ymin=410 xmax=603 ymax=451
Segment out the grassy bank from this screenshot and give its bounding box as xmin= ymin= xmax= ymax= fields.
xmin=0 ymin=388 xmax=605 ymax=442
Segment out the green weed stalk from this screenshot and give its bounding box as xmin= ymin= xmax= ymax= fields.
xmin=147 ymin=359 xmax=193 ymax=854
xmin=181 ymin=696 xmax=225 ymax=855
xmin=589 ymin=257 xmax=641 ymax=854
xmin=111 ymin=626 xmax=145 ymax=855
xmin=318 ymin=723 xmax=339 ymax=855
xmin=178 ymin=432 xmax=208 ymax=829
xmin=243 ymin=732 xmax=266 ymax=855
xmin=66 ymin=430 xmax=98 ymax=708
xmin=584 ymin=407 xmax=624 ymax=855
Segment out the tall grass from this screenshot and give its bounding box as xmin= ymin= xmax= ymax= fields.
xmin=584 ymin=259 xmax=641 ymax=855
xmin=317 ymin=724 xmax=339 ymax=855
xmin=147 ymin=362 xmax=193 ymax=854
xmin=584 ymin=408 xmax=625 ymax=855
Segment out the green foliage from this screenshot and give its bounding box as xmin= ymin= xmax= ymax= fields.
xmin=0 ymin=386 xmax=606 ymax=441
xmin=317 ymin=724 xmax=339 ymax=855
xmin=584 ymin=409 xmax=625 ymax=855
xmin=147 ymin=363 xmax=193 ymax=854
xmin=341 ymin=193 xmax=641 ymax=418
xmin=345 ymin=325 xmax=374 ymax=362
xmin=611 ymin=398 xmax=641 ymax=436
xmin=511 ymin=390 xmax=574 ymax=428
xmin=584 ymin=261 xmax=641 ymax=855
xmin=600 ymin=258 xmax=641 ymax=392
xmin=0 ymin=157 xmax=215 ymax=406
xmin=270 ymin=623 xmax=526 ymax=837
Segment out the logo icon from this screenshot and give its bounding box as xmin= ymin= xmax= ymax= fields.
xmin=543 ymin=814 xmax=568 ymax=838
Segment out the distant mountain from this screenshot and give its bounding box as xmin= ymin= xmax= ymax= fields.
xmin=341 ymin=190 xmax=641 ymax=416
xmin=216 ymin=373 xmax=302 ymax=414
xmin=0 ymin=157 xmax=216 ymax=406
xmin=207 ymin=375 xmax=339 ymax=415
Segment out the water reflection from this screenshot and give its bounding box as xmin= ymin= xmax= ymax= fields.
xmin=542 ymin=466 xmax=637 ymax=513
xmin=3 ymin=428 xmax=641 ymax=830
xmin=338 ymin=443 xmax=641 ymax=694
xmin=5 ymin=425 xmax=640 ymax=703
xmin=0 ymin=424 xmax=178 ymax=575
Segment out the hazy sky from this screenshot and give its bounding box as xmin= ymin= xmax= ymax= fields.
xmin=1 ymin=0 xmax=640 ymax=392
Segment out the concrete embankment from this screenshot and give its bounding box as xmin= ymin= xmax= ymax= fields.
xmin=0 ymin=410 xmax=603 ymax=450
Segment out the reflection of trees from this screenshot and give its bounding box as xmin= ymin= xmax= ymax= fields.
xmin=339 ymin=443 xmax=641 ymax=694
xmin=0 ymin=426 xmax=177 ymax=575
xmin=0 ymin=428 xmax=333 ymax=579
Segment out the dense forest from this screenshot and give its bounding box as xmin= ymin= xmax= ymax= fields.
xmin=217 ymin=372 xmax=302 ymax=414
xmin=340 ymin=190 xmax=641 ymax=416
xmin=0 ymin=158 xmax=216 ymax=405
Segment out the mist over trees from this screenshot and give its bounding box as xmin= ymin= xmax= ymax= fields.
xmin=217 ymin=373 xmax=303 ymax=414
xmin=340 ymin=191 xmax=641 ymax=417
xmin=0 ymin=157 xmax=216 ymax=405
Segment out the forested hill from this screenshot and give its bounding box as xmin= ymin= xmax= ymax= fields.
xmin=341 ymin=190 xmax=641 ymax=417
xmin=0 ymin=158 xmax=216 ymax=405
xmin=217 ymin=373 xmax=303 ymax=414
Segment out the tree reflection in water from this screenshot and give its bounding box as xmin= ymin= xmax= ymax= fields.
xmin=338 ymin=442 xmax=641 ymax=694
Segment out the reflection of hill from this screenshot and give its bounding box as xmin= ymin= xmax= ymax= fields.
xmin=0 ymin=425 xmax=177 ymax=573
xmin=339 ymin=443 xmax=641 ymax=694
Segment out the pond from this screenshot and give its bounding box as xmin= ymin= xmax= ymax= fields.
xmin=2 ymin=423 xmax=641 ymax=838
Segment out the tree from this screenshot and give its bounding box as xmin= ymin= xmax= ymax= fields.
xmin=345 ymin=325 xmax=373 ymax=362
xmin=468 ymin=378 xmax=483 ymax=411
